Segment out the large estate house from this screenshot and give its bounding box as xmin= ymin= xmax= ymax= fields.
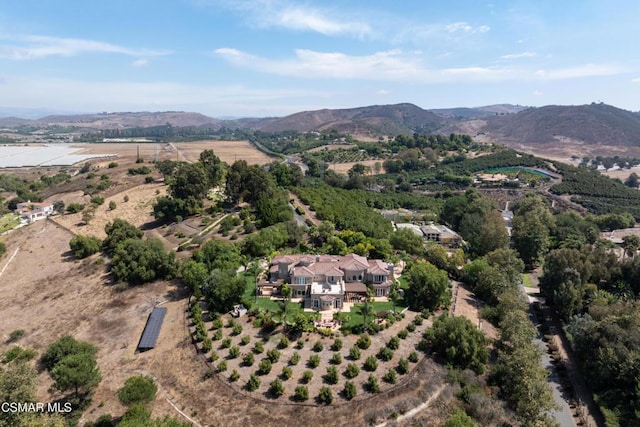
xmin=260 ymin=254 xmax=394 ymax=311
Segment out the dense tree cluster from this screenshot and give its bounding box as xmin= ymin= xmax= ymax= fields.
xmin=40 ymin=336 xmax=101 ymax=400
xmin=425 ymin=316 xmax=488 ymax=374
xmin=441 ymin=189 xmax=509 ymax=256
xmin=104 ymin=219 xmax=177 ymax=286
xmin=404 ymin=260 xmax=450 ymax=311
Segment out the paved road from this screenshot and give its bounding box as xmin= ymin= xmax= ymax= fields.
xmin=521 ymin=278 xmax=577 ymax=427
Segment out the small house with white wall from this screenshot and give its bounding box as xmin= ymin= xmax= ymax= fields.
xmin=15 ymin=201 xmax=54 ymax=223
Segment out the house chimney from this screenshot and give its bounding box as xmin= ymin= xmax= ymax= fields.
xmin=316 ymin=254 xmax=320 ymax=263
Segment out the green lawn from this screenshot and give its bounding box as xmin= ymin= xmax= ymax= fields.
xmin=521 ymin=273 xmax=534 ymax=288
xmin=344 ymin=301 xmax=404 ymax=328
xmin=0 ymin=214 xmax=20 ymax=234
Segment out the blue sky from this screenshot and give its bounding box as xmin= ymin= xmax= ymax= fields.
xmin=1 ymin=0 xmax=639 ymax=117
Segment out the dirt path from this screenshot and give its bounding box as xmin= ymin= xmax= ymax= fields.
xmin=288 ymin=191 xmax=320 ymax=226
xmin=375 ymin=384 xmax=446 ymax=427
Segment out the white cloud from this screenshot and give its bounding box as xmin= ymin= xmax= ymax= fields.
xmin=131 ymin=58 xmax=150 ymax=67
xmin=534 ymin=64 xmax=625 ymax=80
xmin=445 ymin=22 xmax=490 ymax=34
xmin=376 ymin=89 xmax=390 ymax=95
xmin=206 ymin=0 xmax=371 ymax=37
xmin=501 ymin=51 xmax=537 ymax=59
xmin=533 ymin=89 xmax=543 ymax=96
xmin=215 ymin=48 xmax=426 ymax=80
xmin=632 ymin=76 xmax=640 ymax=83
xmin=214 ymin=47 xmax=515 ymax=83
xmin=0 ymin=34 xmax=171 ymax=60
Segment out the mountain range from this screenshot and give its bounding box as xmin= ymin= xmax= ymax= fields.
xmin=2 ymin=102 xmax=640 ymax=149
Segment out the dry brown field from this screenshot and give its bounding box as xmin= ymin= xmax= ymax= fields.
xmin=330 ymin=159 xmax=384 ymax=175
xmin=71 ymin=140 xmax=276 ymax=166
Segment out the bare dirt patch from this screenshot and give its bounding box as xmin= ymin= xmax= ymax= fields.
xmin=172 ymin=140 xmax=276 ymax=165
xmin=49 ymin=183 xmax=165 ymax=239
xmin=330 ymin=159 xmax=384 ymax=175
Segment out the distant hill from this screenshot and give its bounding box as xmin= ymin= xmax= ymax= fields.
xmin=479 ymin=103 xmax=640 ymax=147
xmin=252 ymin=103 xmax=446 ymax=135
xmin=3 ymin=102 xmax=640 ymax=150
xmin=36 ymin=111 xmax=222 ymax=129
xmin=429 ymin=104 xmax=528 ymax=118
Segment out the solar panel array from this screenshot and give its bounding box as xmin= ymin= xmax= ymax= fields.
xmin=0 ymin=145 xmax=116 ymax=167
xmin=137 ymin=306 xmax=167 ymax=351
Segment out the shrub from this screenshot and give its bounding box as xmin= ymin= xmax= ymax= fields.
xmin=266 ymin=348 xmax=281 ymax=363
xmin=229 ymin=370 xmax=240 ymax=382
xmin=313 ymin=341 xmax=324 ymax=352
xmin=344 ymin=363 xmax=360 ymax=379
xmin=66 ymin=203 xmax=85 ymax=214
xmin=387 ymin=336 xmax=400 ymax=350
xmin=253 ymin=341 xmax=264 ymax=354
xmin=281 ymin=366 xmax=293 ymax=380
xmin=378 ymin=347 xmax=394 ymax=362
xmin=217 ymin=360 xmax=227 ymax=372
xmin=210 ymin=351 xmax=218 ymax=362
xmin=289 ymin=352 xmax=300 ymax=366
xmin=301 ymin=370 xmax=313 ymax=384
xmin=383 ymin=369 xmax=397 ymax=384
xmin=90 ymin=195 xmax=105 ymax=206
xmin=246 ymin=374 xmax=260 ymax=392
xmin=294 ymin=385 xmax=309 ymax=401
xmin=108 ymin=201 xmax=117 ymax=211
xmin=213 ymin=330 xmax=222 ymax=341
xmin=318 ymin=386 xmax=333 ymax=405
xmin=278 ymin=336 xmax=289 ymax=349
xmin=269 ymin=378 xmax=285 ymax=397
xmin=343 ymin=381 xmax=357 ymax=400
xmin=221 ymin=338 xmax=232 ymax=349
xmin=331 ymin=339 xmax=343 ymax=351
xmin=296 ymin=340 xmax=305 ymax=349
xmin=211 ymin=318 xmax=223 ymax=329
xmin=2 ymin=346 xmax=36 ymax=363
xmin=398 ymin=329 xmax=409 ymax=339
xmin=325 ymin=366 xmax=339 ymax=384
xmin=357 ymin=334 xmax=371 ymax=349
xmin=108 ymin=162 xmax=119 ymax=168
xmin=330 ymin=353 xmax=342 ymax=365
xmin=243 ymin=352 xmax=255 ymax=366
xmin=366 ymin=374 xmax=381 ymax=393
xmin=7 ymin=329 xmax=25 ymax=343
xmin=240 ymin=336 xmax=251 ymax=346
xmin=117 ymin=375 xmax=157 ymax=406
xmin=202 ymin=337 xmax=212 ymax=353
xmin=144 ymin=176 xmax=154 ymax=184
xmin=258 ymin=359 xmax=272 ymax=375
xmin=414 ymin=316 xmax=423 ymax=326
xmin=349 ymin=346 xmax=361 ymax=360
xmin=364 ymin=356 xmax=378 ymax=372
xmin=232 ymin=323 xmax=243 ymax=335
xmin=69 ymin=235 xmax=102 ymax=259
xmin=308 ymin=355 xmax=321 ymax=369
xmin=397 ymin=358 xmax=409 ymax=375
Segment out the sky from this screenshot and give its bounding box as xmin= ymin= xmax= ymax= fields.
xmin=1 ymin=0 xmax=640 ymax=118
